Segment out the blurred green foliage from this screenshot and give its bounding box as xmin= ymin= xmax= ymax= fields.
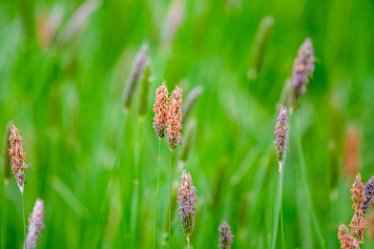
xmin=0 ymin=0 xmax=374 ymax=248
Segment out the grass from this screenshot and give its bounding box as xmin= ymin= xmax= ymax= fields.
xmin=1 ymin=0 xmax=374 ymax=248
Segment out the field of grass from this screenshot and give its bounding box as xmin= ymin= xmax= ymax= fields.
xmin=1 ymin=0 xmax=374 ymax=248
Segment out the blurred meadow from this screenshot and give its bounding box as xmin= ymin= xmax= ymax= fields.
xmin=1 ymin=0 xmax=374 ymax=248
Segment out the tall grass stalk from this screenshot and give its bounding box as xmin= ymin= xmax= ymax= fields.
xmin=187 ymin=236 xmax=190 ymax=249
xmin=296 ymin=115 xmax=325 ymax=248
xmin=168 ymin=149 xmax=173 ymax=249
xmin=153 ymin=138 xmax=161 ymax=249
xmin=271 ymin=163 xmax=284 ymax=249
xmin=131 ymin=117 xmax=145 ymax=246
xmin=22 ymin=193 xmax=27 ymax=249
xmin=1 ymin=185 xmax=7 ymax=248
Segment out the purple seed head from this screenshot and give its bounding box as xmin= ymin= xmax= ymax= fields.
xmin=363 ymin=176 xmax=374 ymax=214
xmin=26 ymin=198 xmax=45 ymax=249
xmin=177 ymin=170 xmax=196 ymax=237
xmin=218 ymin=222 xmax=234 ymax=249
xmin=274 ymin=106 xmax=289 ymax=167
xmin=289 ymin=38 xmax=315 ymax=109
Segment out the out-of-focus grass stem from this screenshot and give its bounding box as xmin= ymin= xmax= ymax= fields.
xmin=296 ymin=115 xmax=325 ymax=249
xmin=1 ymin=184 xmax=7 ymax=248
xmin=131 ymin=117 xmax=145 ymax=246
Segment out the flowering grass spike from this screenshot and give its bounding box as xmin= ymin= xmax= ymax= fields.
xmin=338 ymin=225 xmax=360 ymax=249
xmin=177 ymin=171 xmax=196 ymax=238
xmin=349 ymin=173 xmax=367 ymax=242
xmin=218 ymin=222 xmax=234 ymax=249
xmin=167 ymin=86 xmax=183 ymax=150
xmin=289 ymin=38 xmax=315 ymax=109
xmin=363 ymin=176 xmax=374 ymax=214
xmin=8 ymin=124 xmax=29 ymax=193
xmin=25 ymin=198 xmax=45 ymax=249
xmin=274 ymin=106 xmax=289 ymax=172
xmin=153 ymin=82 xmax=169 ymax=139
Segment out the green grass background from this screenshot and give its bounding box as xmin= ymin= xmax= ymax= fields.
xmin=0 ymin=0 xmax=374 ymax=248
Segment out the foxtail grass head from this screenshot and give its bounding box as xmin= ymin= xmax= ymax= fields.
xmin=363 ymin=176 xmax=374 ymax=214
xmin=2 ymin=122 xmax=13 ymax=185
xmin=8 ymin=124 xmax=29 ymax=193
xmin=218 ymin=222 xmax=234 ymax=249
xmin=123 ymin=43 xmax=149 ymax=111
xmin=274 ymin=106 xmax=289 ymax=172
xmin=167 ymin=86 xmax=183 ymax=150
xmin=153 ymin=82 xmax=169 ymax=139
xmin=349 ymin=173 xmax=367 ymax=242
xmin=25 ymin=198 xmax=45 ymax=249
xmin=177 ymin=170 xmax=196 ymax=238
xmin=289 ymin=38 xmax=315 ymax=110
xmin=338 ymin=224 xmax=360 ymax=249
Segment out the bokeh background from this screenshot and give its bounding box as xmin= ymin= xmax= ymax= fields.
xmin=0 ymin=0 xmax=374 ymax=248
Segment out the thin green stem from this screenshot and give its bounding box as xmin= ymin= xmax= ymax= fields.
xmin=280 ymin=204 xmax=285 ymax=249
xmin=22 ymin=193 xmax=27 ymax=249
xmin=131 ymin=117 xmax=145 ymax=246
xmin=187 ymin=236 xmax=190 ymax=249
xmin=1 ymin=183 xmax=7 ymax=248
xmin=271 ymin=162 xmax=284 ymax=249
xmin=153 ymin=139 xmax=161 ymax=249
xmin=168 ymin=149 xmax=173 ymax=249
xmin=295 ymin=117 xmax=325 ymax=248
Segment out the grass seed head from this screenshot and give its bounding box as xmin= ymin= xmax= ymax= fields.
xmin=363 ymin=176 xmax=374 ymax=214
xmin=26 ymin=198 xmax=45 ymax=249
xmin=289 ymin=37 xmax=315 ymax=110
xmin=8 ymin=124 xmax=29 ymax=193
xmin=274 ymin=106 xmax=289 ymax=170
xmin=167 ymin=86 xmax=183 ymax=150
xmin=338 ymin=224 xmax=360 ymax=249
xmin=349 ymin=173 xmax=367 ymax=242
xmin=178 ymin=170 xmax=196 ymax=237
xmin=153 ymin=82 xmax=169 ymax=139
xmin=218 ymin=222 xmax=234 ymax=249
xmin=123 ymin=43 xmax=149 ymax=111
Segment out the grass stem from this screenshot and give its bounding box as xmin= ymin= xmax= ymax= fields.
xmin=131 ymin=117 xmax=145 ymax=246
xmin=1 ymin=184 xmax=7 ymax=248
xmin=296 ymin=117 xmax=325 ymax=248
xmin=153 ymin=139 xmax=161 ymax=249
xmin=271 ymin=162 xmax=284 ymax=249
xmin=22 ymin=192 xmax=27 ymax=249
xmin=168 ymin=149 xmax=173 ymax=249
